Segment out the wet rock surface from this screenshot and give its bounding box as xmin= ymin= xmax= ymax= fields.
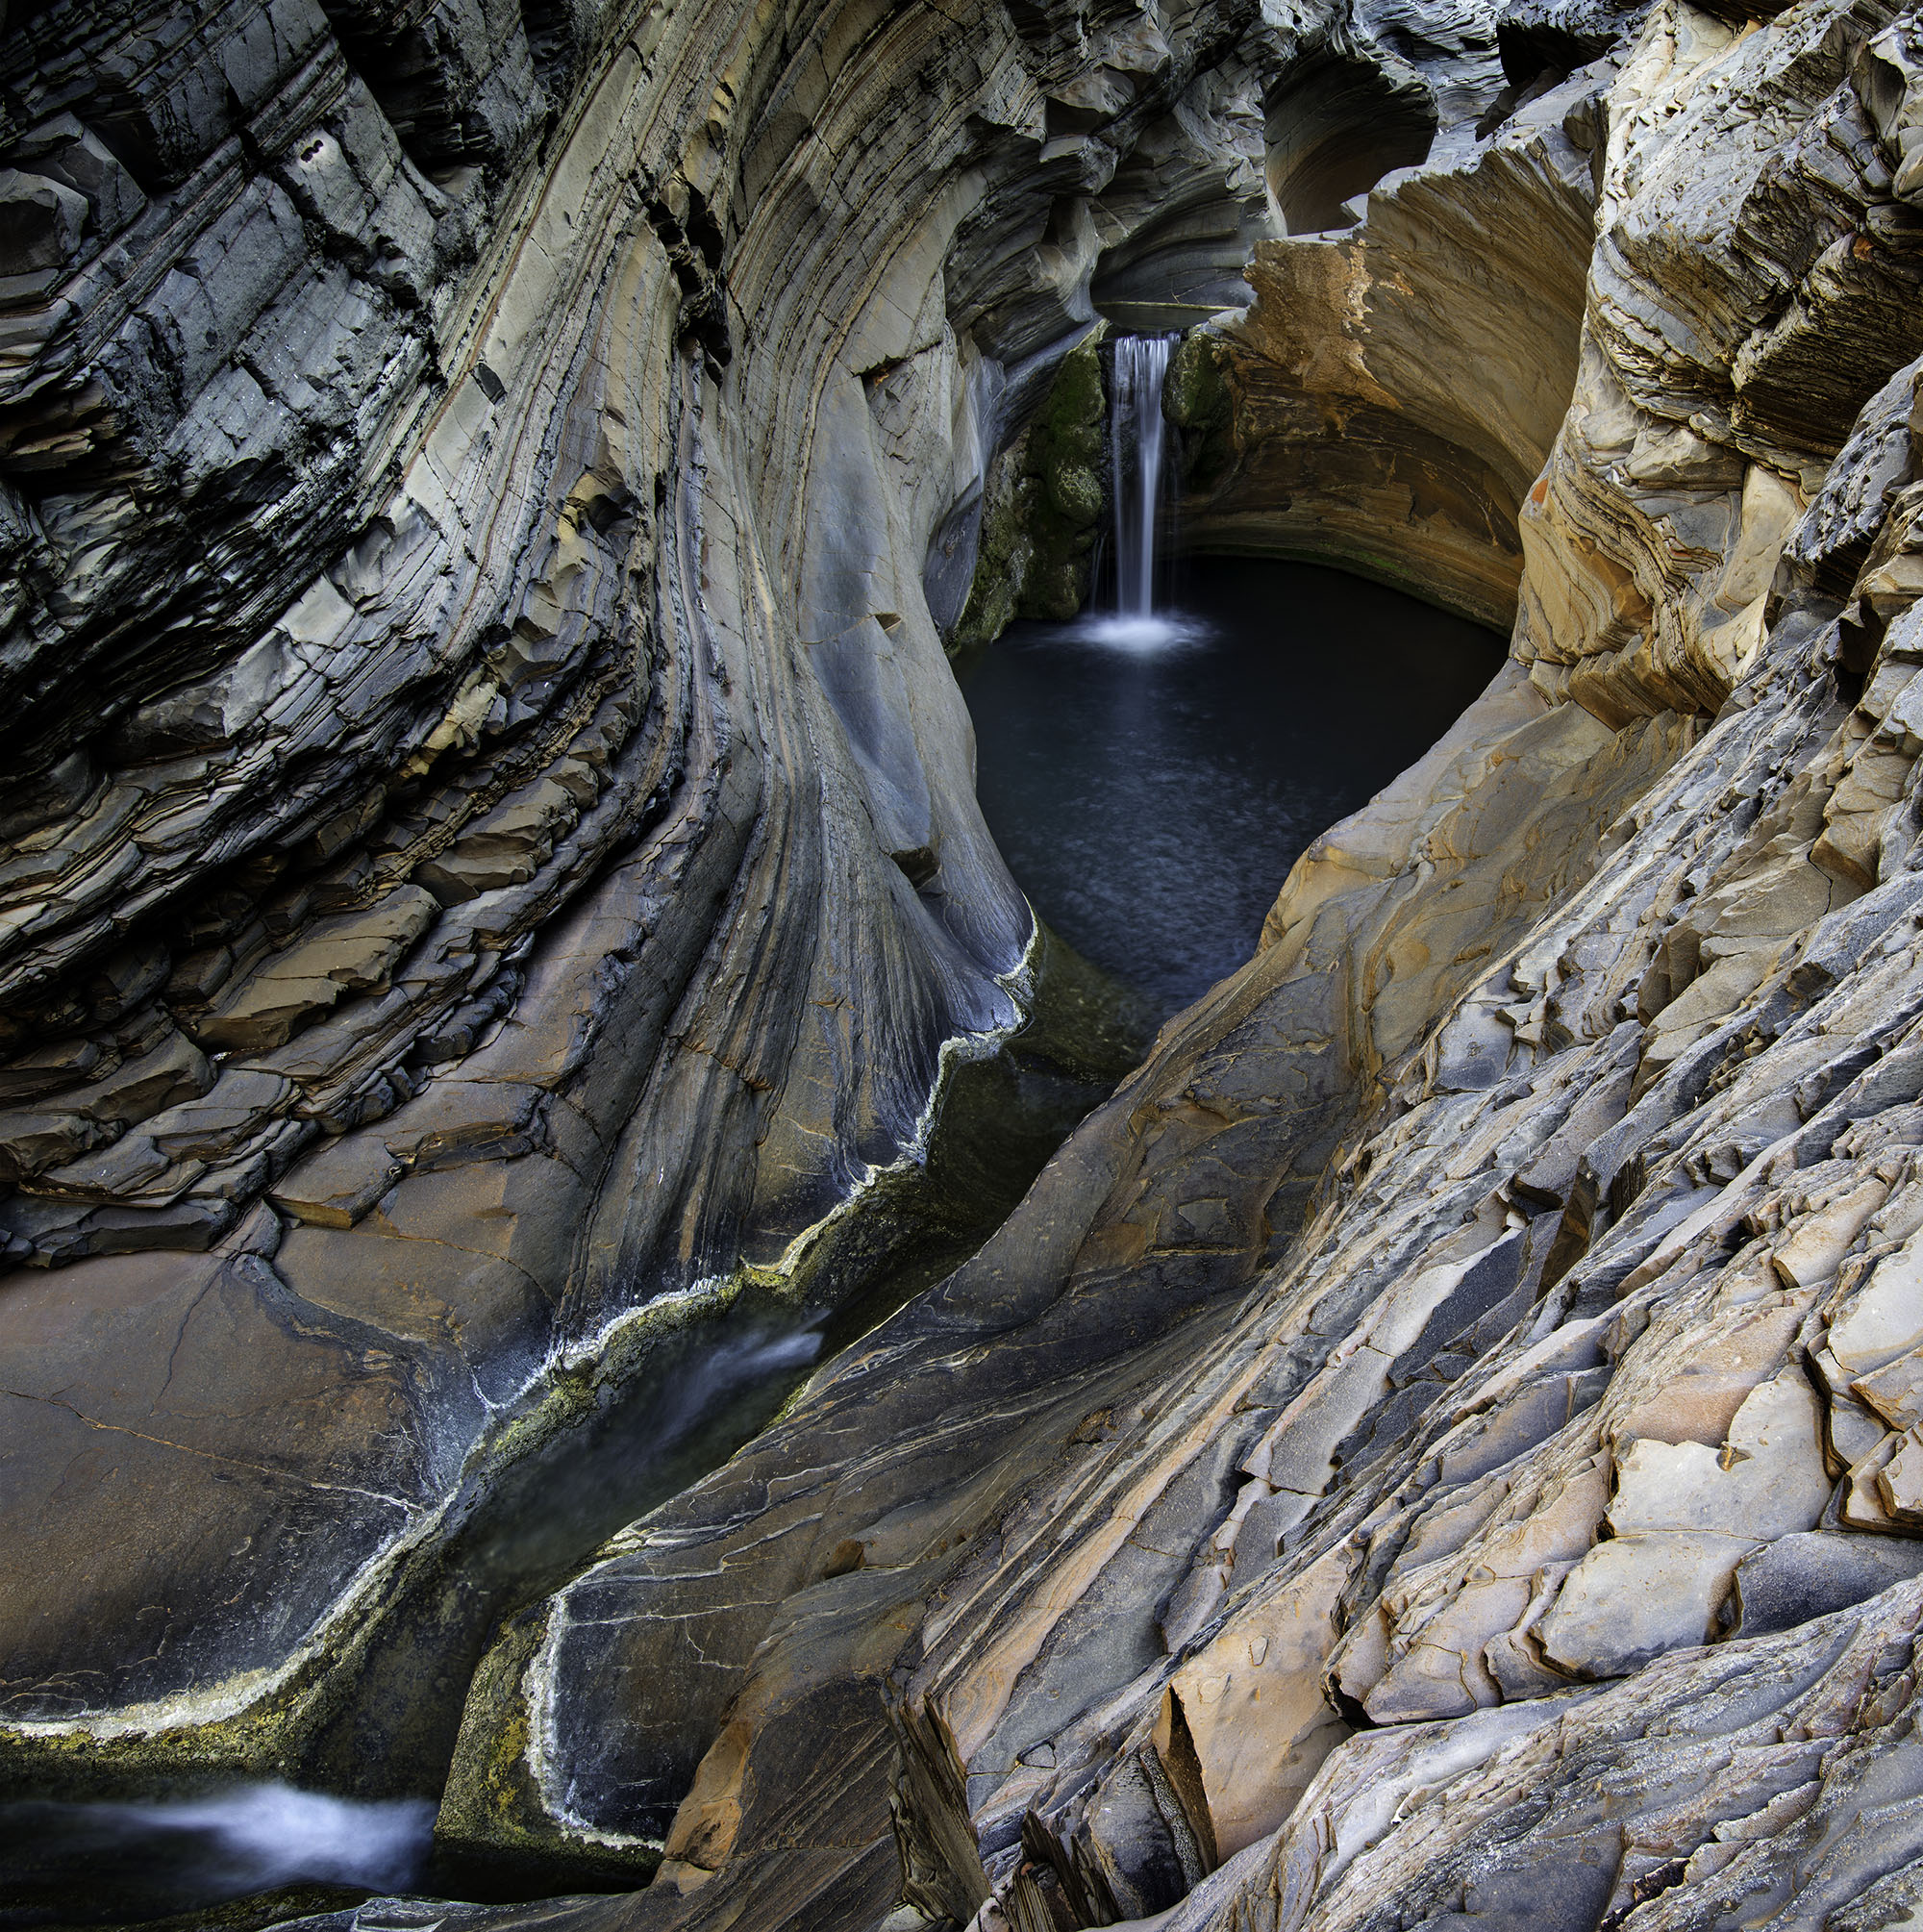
xmin=14 ymin=0 xmax=1923 ymax=1928
xmin=414 ymin=2 xmax=1923 ymax=1928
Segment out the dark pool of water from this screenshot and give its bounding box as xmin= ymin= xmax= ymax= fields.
xmin=959 ymin=558 xmax=1507 ymax=1019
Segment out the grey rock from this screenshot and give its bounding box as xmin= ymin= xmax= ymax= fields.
xmin=21 ymin=3 xmax=1923 ymax=1932
xmin=1726 ymin=1529 xmax=1923 ymax=1638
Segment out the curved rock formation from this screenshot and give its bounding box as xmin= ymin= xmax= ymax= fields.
xmin=1168 ymin=52 xmax=1602 ymax=630
xmin=423 ymin=1 xmax=1923 ymax=1927
xmin=0 ymin=0 xmax=1252 ymax=1789
xmin=13 ymin=0 xmax=1923 ymax=1927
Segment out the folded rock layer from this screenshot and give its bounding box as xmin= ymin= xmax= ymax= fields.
xmin=425 ymin=1 xmax=1923 ymax=1927
xmin=14 ymin=0 xmax=1923 ymax=1928
xmin=0 ymin=0 xmax=1272 ymax=1781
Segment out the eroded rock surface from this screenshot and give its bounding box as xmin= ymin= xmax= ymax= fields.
xmin=0 ymin=0 xmax=1261 ymax=1791
xmin=412 ymin=1 xmax=1923 ymax=1927
xmin=15 ymin=0 xmax=1923 ymax=1926
xmin=1171 ymin=48 xmax=1602 ymax=628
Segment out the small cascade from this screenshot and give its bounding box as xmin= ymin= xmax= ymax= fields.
xmin=1098 ymin=334 xmax=1181 ymax=646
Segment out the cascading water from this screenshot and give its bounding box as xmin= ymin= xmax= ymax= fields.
xmin=0 ymin=1784 xmax=437 ymax=1918
xmin=1111 ymin=335 xmax=1171 ymax=617
xmin=1094 ymin=333 xmax=1182 ymax=648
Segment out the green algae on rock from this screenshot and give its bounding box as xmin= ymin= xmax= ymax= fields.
xmin=951 ymin=328 xmax=1110 ymax=651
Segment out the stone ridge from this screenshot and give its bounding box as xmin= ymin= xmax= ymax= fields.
xmin=12 ymin=0 xmax=1923 ymax=1928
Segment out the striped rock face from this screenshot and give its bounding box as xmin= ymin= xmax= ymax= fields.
xmin=14 ymin=1 xmax=1923 ymax=1931
xmin=0 ymin=0 xmax=1283 ymax=1806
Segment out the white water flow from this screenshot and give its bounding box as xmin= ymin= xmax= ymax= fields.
xmin=1093 ymin=334 xmax=1181 ymax=649
xmin=0 ymin=1783 xmax=437 ymax=1915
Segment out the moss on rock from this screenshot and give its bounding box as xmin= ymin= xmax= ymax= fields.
xmin=951 ymin=327 xmax=1109 ymax=648
xmin=1165 ymin=326 xmax=1235 ymax=488
xmin=950 ymin=436 xmax=1037 ymax=653
xmin=1019 ymin=328 xmax=1107 ymax=620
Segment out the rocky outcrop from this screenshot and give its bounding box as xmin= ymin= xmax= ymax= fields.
xmin=0 ymin=0 xmax=1260 ymax=1794
xmin=1515 ymin=0 xmax=1923 ymax=721
xmin=402 ymin=2 xmax=1923 ymax=1928
xmin=1168 ymin=49 xmax=1604 ymax=631
xmin=433 ymin=655 xmax=1685 ymax=1912
xmin=17 ymin=0 xmax=1923 ymax=1929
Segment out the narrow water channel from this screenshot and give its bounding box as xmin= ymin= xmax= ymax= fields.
xmin=0 ymin=934 xmax=1150 ymax=1928
xmin=959 ymin=557 xmax=1508 ymax=1018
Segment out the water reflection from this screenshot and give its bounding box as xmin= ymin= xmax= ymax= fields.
xmin=961 ymin=558 xmax=1506 ymax=1018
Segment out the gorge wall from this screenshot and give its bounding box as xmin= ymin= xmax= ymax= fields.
xmin=9 ymin=0 xmax=1923 ymax=1929
xmin=0 ymin=0 xmax=1265 ymax=1785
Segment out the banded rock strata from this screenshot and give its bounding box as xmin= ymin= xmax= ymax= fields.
xmin=1168 ymin=34 xmax=1603 ymax=628
xmin=11 ymin=0 xmax=1923 ymax=1927
xmin=368 ymin=1 xmax=1923 ymax=1929
xmin=0 ymin=0 xmax=1267 ymax=1794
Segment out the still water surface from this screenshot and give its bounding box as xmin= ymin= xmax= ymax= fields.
xmin=961 ymin=558 xmax=1507 ymax=1018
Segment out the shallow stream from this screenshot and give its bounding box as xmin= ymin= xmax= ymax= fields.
xmin=0 ymin=934 xmax=1148 ymax=1928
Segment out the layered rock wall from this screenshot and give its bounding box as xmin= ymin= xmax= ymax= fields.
xmin=409 ymin=4 xmax=1923 ymax=1930
xmin=16 ymin=0 xmax=1923 ymax=1928
xmin=0 ymin=0 xmax=1268 ymax=1791
xmin=1170 ymin=60 xmax=1601 ymax=629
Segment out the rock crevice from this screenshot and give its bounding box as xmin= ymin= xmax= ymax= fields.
xmin=15 ymin=1 xmax=1923 ymax=1931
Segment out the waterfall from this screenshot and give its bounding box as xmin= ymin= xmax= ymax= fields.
xmin=1111 ymin=335 xmax=1174 ymax=618
xmin=1098 ymin=334 xmax=1182 ymax=647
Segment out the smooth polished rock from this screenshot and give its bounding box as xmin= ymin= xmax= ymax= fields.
xmin=1726 ymin=1531 xmax=1923 ymax=1638
xmin=0 ymin=0 xmax=1257 ymax=1793
xmin=23 ymin=1 xmax=1923 ymax=1930
xmin=410 ymin=6 xmax=1923 ymax=1923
